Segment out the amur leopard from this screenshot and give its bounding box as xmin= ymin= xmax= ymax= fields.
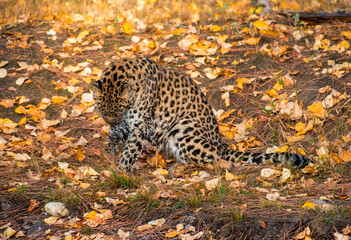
xmin=93 ymin=57 xmax=309 ymax=171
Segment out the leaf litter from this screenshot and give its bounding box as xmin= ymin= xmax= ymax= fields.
xmin=0 ymin=0 xmax=351 ymax=239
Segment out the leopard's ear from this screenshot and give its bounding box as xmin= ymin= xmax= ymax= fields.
xmin=93 ymin=80 xmax=102 ymax=89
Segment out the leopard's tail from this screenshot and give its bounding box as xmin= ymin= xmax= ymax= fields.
xmin=220 ymin=148 xmax=309 ymax=168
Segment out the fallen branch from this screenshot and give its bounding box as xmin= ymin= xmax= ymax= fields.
xmin=278 ymin=10 xmax=351 ymax=23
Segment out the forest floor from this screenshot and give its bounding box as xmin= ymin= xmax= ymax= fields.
xmin=0 ymin=2 xmax=351 ymax=239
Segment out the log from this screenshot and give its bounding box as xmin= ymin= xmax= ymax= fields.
xmin=278 ymin=10 xmax=351 ymax=23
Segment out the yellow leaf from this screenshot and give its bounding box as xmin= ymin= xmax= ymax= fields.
xmin=253 ymin=20 xmax=269 ymax=29
xmin=216 ymin=0 xmax=223 ymax=7
xmin=26 ymin=106 xmax=46 ymax=120
xmin=295 ymin=231 xmax=306 ymax=239
xmin=15 ymin=106 xmax=26 ymax=114
xmin=307 ymin=101 xmax=327 ymax=118
xmin=16 ymin=161 xmax=28 ymax=168
xmin=296 ymin=148 xmax=306 ymax=156
xmin=236 ymin=77 xmax=254 ymax=89
xmin=123 ymin=22 xmax=134 ymax=34
xmin=274 ymin=145 xmax=288 ymax=153
xmin=52 ymin=96 xmax=68 ymax=104
xmin=219 ymin=123 xmax=237 ymax=139
xmin=303 ymin=58 xmax=310 ymax=63
xmin=297 ymin=120 xmax=314 ymax=136
xmin=165 ymin=230 xmax=179 ymax=238
xmin=80 ymin=182 xmax=91 ymax=189
xmin=75 ymin=148 xmax=85 ymax=162
xmin=210 ymin=25 xmax=221 ymax=32
xmin=273 ymin=82 xmax=283 ymax=91
xmin=84 ymin=210 xmax=98 ymax=220
xmin=173 ymin=27 xmax=185 ymax=35
xmin=266 ymin=89 xmax=278 ymax=97
xmin=295 ymin=122 xmax=305 ymax=131
xmin=301 ymin=165 xmax=317 ymax=174
xmin=18 ymin=117 xmax=27 ymax=125
xmin=341 ymin=31 xmax=351 ymax=39
xmin=77 ymin=30 xmax=89 ymax=40
xmin=149 ymin=154 xmax=165 ymax=168
xmin=302 ymin=201 xmax=315 ymax=210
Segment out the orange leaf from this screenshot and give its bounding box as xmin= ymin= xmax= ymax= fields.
xmin=341 ymin=151 xmax=351 ymax=162
xmin=244 ymin=37 xmax=260 ymax=46
xmin=28 ymin=199 xmax=39 ymax=212
xmin=259 ymin=220 xmax=266 ymax=228
xmin=165 ymin=230 xmax=179 ymax=238
xmin=0 ymin=99 xmax=15 ymax=108
xmin=37 ymin=134 xmax=51 ymax=144
xmin=75 ymin=148 xmax=85 ymax=162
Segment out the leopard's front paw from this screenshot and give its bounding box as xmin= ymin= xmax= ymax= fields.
xmin=108 ymin=140 xmax=120 ymax=155
xmin=119 ymin=157 xmax=133 ymax=173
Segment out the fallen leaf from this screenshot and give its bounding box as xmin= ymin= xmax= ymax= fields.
xmin=225 ymin=169 xmax=235 ymax=181
xmin=123 ymin=22 xmax=134 ymax=34
xmin=205 ymin=177 xmax=220 ymax=190
xmin=259 ymin=220 xmax=266 ymax=228
xmin=266 ymin=192 xmax=280 ymax=201
xmin=27 ymin=199 xmax=39 ymax=212
xmin=137 ymin=224 xmax=153 ymax=232
xmin=15 ymin=77 xmax=28 ymax=86
xmin=75 ymin=148 xmax=85 ymax=162
xmin=0 ymin=68 xmax=7 ymax=78
xmin=302 ymin=201 xmax=315 ymax=210
xmin=281 ymin=168 xmax=291 ymax=182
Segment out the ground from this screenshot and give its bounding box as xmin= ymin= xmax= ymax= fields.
xmin=0 ymin=2 xmax=351 ymax=239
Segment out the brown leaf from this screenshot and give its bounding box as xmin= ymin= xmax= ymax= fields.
xmin=75 ymin=147 xmax=85 ymax=162
xmin=28 ymin=199 xmax=39 ymax=212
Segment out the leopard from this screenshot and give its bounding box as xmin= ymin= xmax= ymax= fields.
xmin=93 ymin=57 xmax=309 ymax=172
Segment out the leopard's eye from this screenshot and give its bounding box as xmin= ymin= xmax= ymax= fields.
xmin=120 ymin=82 xmax=128 ymax=92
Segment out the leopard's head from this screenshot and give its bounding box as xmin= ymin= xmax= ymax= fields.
xmin=93 ymin=64 xmax=132 ymax=125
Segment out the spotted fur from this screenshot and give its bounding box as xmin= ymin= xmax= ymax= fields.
xmin=94 ymin=57 xmax=309 ymax=171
